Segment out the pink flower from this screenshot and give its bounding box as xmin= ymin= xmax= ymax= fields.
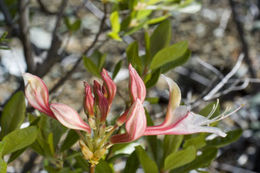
xmin=111 ymin=68 xmax=240 ymax=144
xmin=23 ymin=73 xmax=91 ymax=133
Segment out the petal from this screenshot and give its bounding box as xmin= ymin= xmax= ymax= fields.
xmin=50 ymin=103 xmax=91 ymax=133
xmin=144 ymin=107 xmax=226 ymax=137
xmin=111 ymin=99 xmax=146 ymax=143
xmin=129 ymin=64 xmax=146 ymax=103
xmin=23 ymin=73 xmax=55 ymax=118
xmin=101 ymin=69 xmax=117 ymax=106
xmin=163 ymin=75 xmax=181 ymax=126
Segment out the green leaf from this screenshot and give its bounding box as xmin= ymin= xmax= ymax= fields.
xmin=171 ymin=147 xmax=218 ymax=173
xmin=144 ymin=31 xmax=151 ymax=65
xmin=163 ymin=135 xmax=183 ymax=158
xmin=70 ymin=19 xmax=81 ymax=32
xmin=83 ymin=56 xmax=101 ymax=77
xmin=112 ymin=60 xmax=122 ymax=79
xmin=109 ymin=11 xmax=121 ymax=41
xmin=135 ymin=146 xmax=159 ymax=173
xmin=0 ymin=142 xmax=5 ymax=157
xmin=60 ymin=130 xmax=79 ymax=152
xmin=164 ymin=146 xmax=196 ymax=171
xmin=150 ymin=41 xmax=188 ymax=70
xmin=126 ymin=41 xmax=143 ymax=73
xmin=110 ymin=11 xmax=120 ymax=33
xmin=199 ymin=101 xmax=220 ymax=118
xmin=96 ymin=159 xmax=114 ymax=173
xmin=160 ymin=49 xmax=191 ymax=73
xmin=124 ymin=151 xmax=139 ymax=173
xmin=1 ymin=126 xmax=37 ymax=156
xmin=74 ymin=155 xmax=89 ymax=171
xmin=8 ymin=148 xmax=26 ymax=163
xmin=47 ymin=133 xmax=55 ymax=156
xmin=98 ymin=54 xmax=107 ymax=71
xmin=183 ymin=134 xmax=206 ymax=150
xmin=145 ymin=68 xmax=161 ymax=89
xmin=206 ymin=129 xmax=242 ymax=148
xmin=0 ymin=158 xmax=7 ymax=173
xmin=0 ymin=91 xmax=25 ymax=138
xmin=145 ymin=110 xmax=158 ymax=161
xmin=150 ymin=19 xmax=171 ymax=57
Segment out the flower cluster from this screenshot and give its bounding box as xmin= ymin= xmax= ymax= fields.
xmin=23 ymin=64 xmax=238 ymax=165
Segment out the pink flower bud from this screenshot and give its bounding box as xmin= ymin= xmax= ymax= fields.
xmin=129 ymin=64 xmax=146 ymax=103
xmin=101 ymin=69 xmax=117 ymax=106
xmin=23 ymin=73 xmax=55 ymax=118
xmin=97 ymin=90 xmax=109 ymax=122
xmin=84 ymin=82 xmax=94 ymax=117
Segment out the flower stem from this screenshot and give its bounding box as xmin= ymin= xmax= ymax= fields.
xmin=90 ymin=164 xmax=95 ymax=173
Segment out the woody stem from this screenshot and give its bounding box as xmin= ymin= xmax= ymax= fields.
xmin=90 ymin=164 xmax=95 ymax=173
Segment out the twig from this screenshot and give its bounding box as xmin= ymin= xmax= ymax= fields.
xmin=37 ymin=0 xmax=58 ymax=15
xmin=19 ymin=0 xmax=35 ymax=73
xmin=49 ymin=3 xmax=108 ymax=94
xmin=203 ymin=54 xmax=244 ymax=101
xmin=35 ymin=0 xmax=68 ymax=77
xmin=196 ymin=58 xmax=224 ymax=79
xmin=229 ymin=0 xmax=256 ymax=78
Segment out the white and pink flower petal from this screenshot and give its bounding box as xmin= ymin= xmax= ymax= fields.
xmin=50 ymin=103 xmax=91 ymax=133
xmin=23 ymin=73 xmax=55 ymax=118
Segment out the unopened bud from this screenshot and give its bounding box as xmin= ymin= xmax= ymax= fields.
xmin=84 ymin=82 xmax=94 ymax=117
xmin=79 ymin=140 xmax=93 ymax=160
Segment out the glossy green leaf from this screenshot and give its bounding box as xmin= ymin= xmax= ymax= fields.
xmin=206 ymin=129 xmax=242 ymax=148
xmin=60 ymin=129 xmax=79 ymax=152
xmin=150 ymin=19 xmax=171 ymax=57
xmin=96 ymin=159 xmax=114 ymax=173
xmin=171 ymin=147 xmax=218 ymax=173
xmin=0 ymin=91 xmax=25 ymax=138
xmin=8 ymin=148 xmax=26 ymax=163
xmin=135 ymin=146 xmax=158 ymax=173
xmin=144 ymin=31 xmax=151 ymax=65
xmin=98 ymin=54 xmax=107 ymax=71
xmin=112 ymin=60 xmax=122 ymax=79
xmin=161 ymin=49 xmax=191 ymax=73
xmin=83 ymin=56 xmax=101 ymax=77
xmin=74 ymin=155 xmax=89 ymax=171
xmin=1 ymin=126 xmax=37 ymax=156
xmin=145 ymin=110 xmax=158 ymax=160
xmin=145 ymin=68 xmax=161 ymax=89
xmin=164 ymin=146 xmax=196 ymax=171
xmin=109 ymin=11 xmax=121 ymax=41
xmin=110 ymin=11 xmax=120 ymax=33
xmin=124 ymin=151 xmax=139 ymax=173
xmin=183 ymin=134 xmax=206 ymax=150
xmin=150 ymin=41 xmax=188 ymax=70
xmin=163 ymin=135 xmax=183 ymax=158
xmin=0 ymin=142 xmax=4 ymax=157
xmin=47 ymin=133 xmax=55 ymax=156
xmin=126 ymin=41 xmax=143 ymax=73
xmin=0 ymin=158 xmax=7 ymax=173
xmin=70 ymin=19 xmax=81 ymax=32
xmin=199 ymin=101 xmax=220 ymax=118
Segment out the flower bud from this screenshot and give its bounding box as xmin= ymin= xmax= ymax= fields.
xmin=101 ymin=69 xmax=117 ymax=106
xmin=79 ymin=140 xmax=93 ymax=160
xmin=84 ymin=82 xmax=94 ymax=117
